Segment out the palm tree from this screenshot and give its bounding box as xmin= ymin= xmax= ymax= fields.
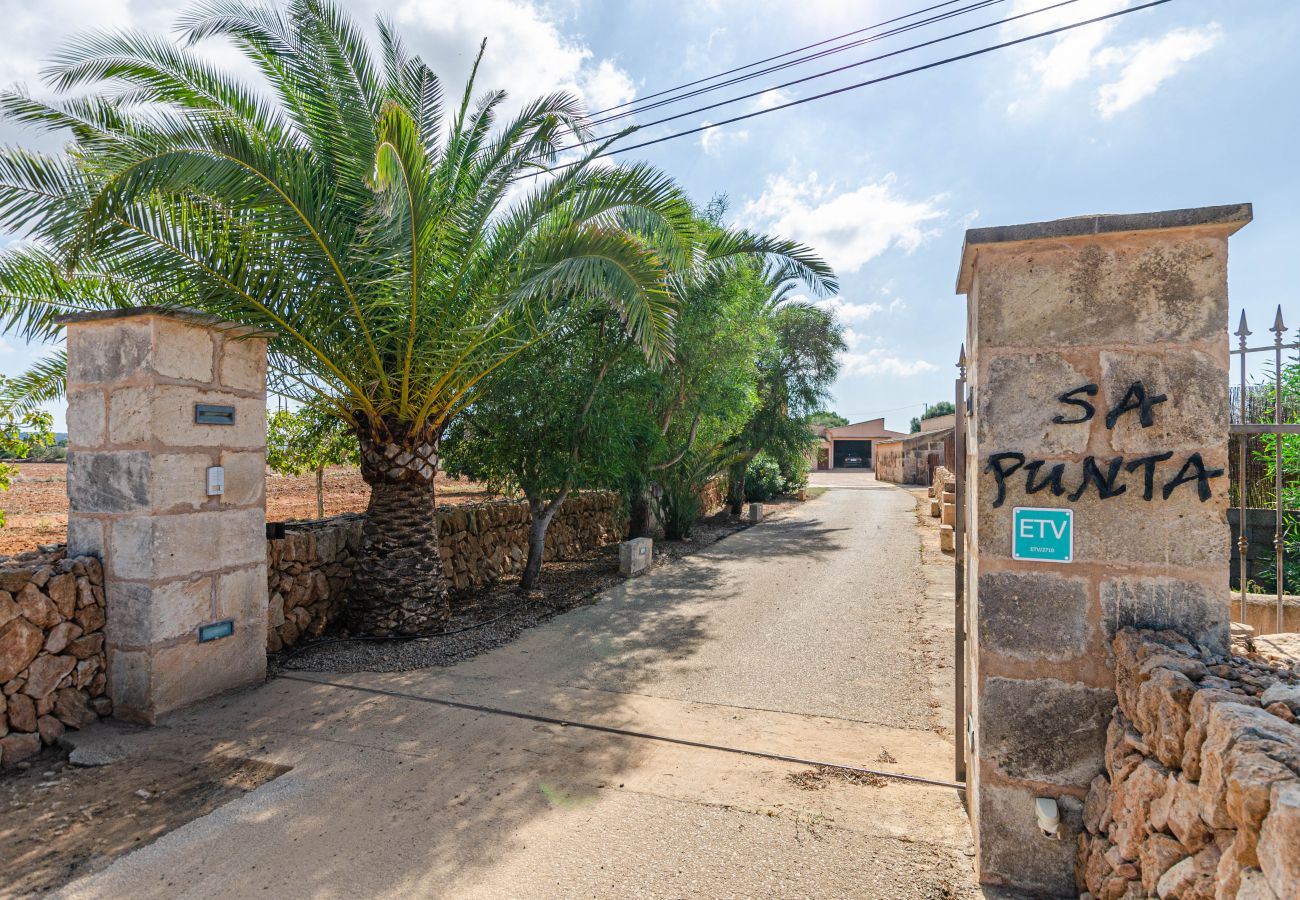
xmin=0 ymin=0 xmax=705 ymax=634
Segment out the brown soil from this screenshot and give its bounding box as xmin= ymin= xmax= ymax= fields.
xmin=0 ymin=463 xmax=492 ymax=556
xmin=0 ymin=746 xmax=289 ymax=897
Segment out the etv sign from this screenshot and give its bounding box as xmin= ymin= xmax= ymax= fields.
xmin=1012 ymin=507 xmax=1073 ymax=563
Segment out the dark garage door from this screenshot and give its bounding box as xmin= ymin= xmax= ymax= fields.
xmin=834 ymin=439 xmax=872 ymax=468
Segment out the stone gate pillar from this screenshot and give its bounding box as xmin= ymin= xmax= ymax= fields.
xmin=956 ymin=205 xmax=1251 ymax=895
xmin=61 ymin=308 xmax=268 ymax=723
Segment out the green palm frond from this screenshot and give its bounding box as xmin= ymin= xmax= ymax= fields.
xmin=0 ymin=0 xmax=834 ymax=455
xmin=0 ymin=351 xmax=67 ymax=414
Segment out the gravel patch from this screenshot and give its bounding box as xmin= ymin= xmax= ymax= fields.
xmin=271 ymin=502 xmax=797 ymax=675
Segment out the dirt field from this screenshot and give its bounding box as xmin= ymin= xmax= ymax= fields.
xmin=0 ymin=463 xmax=493 ymax=556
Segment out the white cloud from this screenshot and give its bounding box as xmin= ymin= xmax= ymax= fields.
xmin=0 ymin=0 xmax=635 ymax=148
xmin=817 ymin=296 xmax=884 ymax=323
xmin=1097 ymin=26 xmax=1220 ymax=117
xmin=1004 ymin=1 xmax=1219 ymax=120
xmin=741 ymin=171 xmax=946 ymax=274
xmin=840 ymin=351 xmax=937 ymax=378
xmin=752 ymin=89 xmax=790 ymax=111
xmin=699 ymin=122 xmax=749 ymax=156
xmin=842 ymin=328 xmax=864 ymax=349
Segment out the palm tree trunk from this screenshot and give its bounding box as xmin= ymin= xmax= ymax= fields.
xmin=315 ymin=466 xmax=325 ymax=519
xmin=728 ymin=461 xmax=747 ymax=516
xmin=346 ymin=433 xmax=448 ymax=636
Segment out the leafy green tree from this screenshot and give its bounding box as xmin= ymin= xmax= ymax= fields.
xmin=445 ymin=210 xmax=833 ymax=585
xmin=724 ymin=278 xmax=843 ymax=513
xmin=267 ymin=407 xmax=359 ymax=519
xmin=0 ymin=0 xmax=704 ymax=633
xmin=807 ymin=411 xmax=848 ymax=428
xmin=0 ymin=381 xmax=55 ymax=526
xmin=442 ymin=322 xmax=651 ymax=590
xmin=910 ymin=400 xmax=956 ymax=433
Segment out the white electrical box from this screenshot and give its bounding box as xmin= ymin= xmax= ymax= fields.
xmin=207 ymin=466 xmax=225 ymax=496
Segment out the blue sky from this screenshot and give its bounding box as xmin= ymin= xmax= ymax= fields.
xmin=0 ymin=0 xmax=1293 ymax=431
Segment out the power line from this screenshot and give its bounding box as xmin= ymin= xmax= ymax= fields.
xmin=554 ymin=0 xmax=1173 ymax=168
xmin=587 ymin=0 xmax=1011 ymax=130
xmin=566 ymin=0 xmax=1086 ymax=154
xmin=589 ymin=0 xmax=975 ymax=118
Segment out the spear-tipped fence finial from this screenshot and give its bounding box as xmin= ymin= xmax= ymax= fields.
xmin=1272 ymin=304 xmax=1286 ymax=337
xmin=957 ymin=343 xmax=968 ymax=374
xmin=1236 ymin=310 xmax=1251 ymax=339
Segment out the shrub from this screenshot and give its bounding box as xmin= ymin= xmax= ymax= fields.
xmin=745 ymin=453 xmax=784 ymax=502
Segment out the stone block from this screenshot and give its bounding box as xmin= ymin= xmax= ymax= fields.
xmin=980 ymin=676 xmax=1115 ymax=785
xmin=66 ymin=320 xmax=151 ymax=386
xmin=105 ymin=577 xmax=214 ymax=645
xmin=7 ymin=692 xmax=35 ymax=731
xmin=110 ymin=508 xmax=265 ymax=581
xmin=977 ymin=351 xmax=1092 ymax=454
xmin=972 ymin=236 xmax=1228 ymax=350
xmin=619 ymin=538 xmax=652 ymax=576
xmin=941 ymin=502 xmax=955 ymax=526
xmin=215 ymin=565 xmax=269 ymax=626
xmin=219 ymin=451 xmax=267 ymax=507
xmin=1258 ymin=781 xmax=1300 ymax=900
xmin=0 ymin=730 xmax=40 ymax=766
xmin=218 ymin=336 xmax=267 ymax=393
xmin=929 ymin=497 xmax=941 ymax=517
xmin=977 ymin=570 xmax=1090 ymax=661
xmin=22 ymin=654 xmax=76 ymax=699
xmin=0 ymin=618 xmax=44 ymax=682
xmin=1099 ymin=576 xmax=1229 ymax=653
xmin=977 ymin=782 xmax=1082 ymax=897
xmin=154 ymin=318 xmax=214 ymax=382
xmin=149 ymin=385 xmax=266 ymax=449
xmin=149 ymin=625 xmax=266 ymax=719
xmin=66 ymin=451 xmax=150 ymax=513
xmin=151 ymin=452 xmax=216 ymax=512
xmin=105 ymin=649 xmax=151 ymax=722
xmin=1199 ymin=703 xmax=1300 ymax=829
xmin=939 ymin=524 xmax=954 ymax=551
xmin=1100 ymin=349 xmax=1227 ymax=455
xmin=107 ymin=386 xmax=151 ymax=445
xmin=66 ymin=518 xmax=104 ymax=560
xmin=36 ymin=713 xmax=64 ymax=744
xmin=66 ymin=390 xmax=106 ymax=448
xmin=1237 ymin=867 xmax=1281 ymax=900
xmin=974 ymin=463 xmax=1229 ymax=570
xmin=748 ymin=502 xmax=763 ymax=523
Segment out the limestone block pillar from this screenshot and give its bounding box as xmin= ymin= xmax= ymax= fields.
xmin=61 ymin=309 xmax=268 ymax=723
xmin=955 ymin=205 xmax=1251 ymax=895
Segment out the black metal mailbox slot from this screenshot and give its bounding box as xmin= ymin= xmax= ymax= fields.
xmin=195 ymin=403 xmax=236 ymax=425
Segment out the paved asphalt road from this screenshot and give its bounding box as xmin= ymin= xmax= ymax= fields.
xmin=58 ymin=472 xmax=983 ymax=900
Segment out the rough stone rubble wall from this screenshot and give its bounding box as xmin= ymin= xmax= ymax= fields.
xmin=0 ymin=551 xmax=110 ymax=767
xmin=1078 ymin=628 xmax=1300 ymax=899
xmin=266 ymin=492 xmax=626 ymax=651
xmin=877 ymin=431 xmax=952 ymax=486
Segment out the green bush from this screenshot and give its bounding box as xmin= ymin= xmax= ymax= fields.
xmin=744 ymin=454 xmax=784 ymax=502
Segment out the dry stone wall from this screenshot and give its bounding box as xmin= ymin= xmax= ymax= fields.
xmin=267 ymin=492 xmax=625 ymax=651
xmin=1078 ymin=627 xmax=1300 ymax=899
xmin=0 ymin=551 xmax=109 ymax=767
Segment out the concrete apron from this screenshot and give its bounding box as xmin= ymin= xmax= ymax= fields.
xmin=57 ymin=669 xmax=972 ymax=899
xmin=56 ymin=483 xmax=977 ymax=899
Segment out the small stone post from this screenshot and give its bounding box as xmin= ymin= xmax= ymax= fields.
xmin=62 ymin=309 xmax=269 ymax=723
xmin=956 ymin=205 xmax=1251 ymax=894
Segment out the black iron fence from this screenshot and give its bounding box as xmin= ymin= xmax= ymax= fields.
xmin=1229 ymin=308 xmax=1300 ymax=632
